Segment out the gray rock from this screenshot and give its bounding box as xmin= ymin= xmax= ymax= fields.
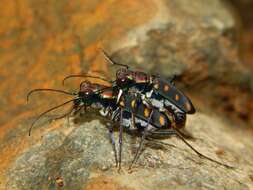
xmin=6 ymin=114 xmax=253 ymax=190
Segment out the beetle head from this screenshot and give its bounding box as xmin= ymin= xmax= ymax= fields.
xmin=116 ymin=68 xmax=133 ymax=88
xmin=76 ymin=81 xmax=98 ymax=106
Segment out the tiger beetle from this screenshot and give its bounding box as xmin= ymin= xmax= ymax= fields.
xmin=60 ymin=51 xmax=233 ymax=170
xmin=29 ymin=76 xmax=232 ymax=170
xmin=114 ymin=91 xmax=233 ymax=170
xmin=101 ymin=49 xmax=195 ymax=130
xmin=64 ymin=49 xmax=195 ymax=130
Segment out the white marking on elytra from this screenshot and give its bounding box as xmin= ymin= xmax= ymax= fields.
xmin=122 ymin=118 xmax=132 ymax=128
xmin=117 ymin=89 xmax=123 ymax=104
xmin=143 ymin=89 xmax=184 ymax=114
xmin=164 ymin=99 xmax=183 ymax=114
xmin=145 ymin=90 xmax=153 ymax=98
xmin=135 ymin=118 xmax=150 ymax=128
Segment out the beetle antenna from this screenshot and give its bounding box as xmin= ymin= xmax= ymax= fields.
xmin=27 ymin=89 xmax=76 ymax=102
xmin=91 ymin=85 xmax=115 ymax=95
xmin=52 ymin=106 xmax=76 ymax=121
xmin=78 ymin=80 xmax=114 ymax=90
xmin=28 ymin=98 xmax=79 ymax=136
xmin=62 ymin=74 xmax=113 ymax=85
xmin=100 ymin=48 xmax=129 ymax=69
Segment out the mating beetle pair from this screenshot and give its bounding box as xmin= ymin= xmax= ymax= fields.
xmin=27 ymin=50 xmax=233 ymax=170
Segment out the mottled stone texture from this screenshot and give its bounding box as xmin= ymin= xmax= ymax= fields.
xmin=0 ymin=0 xmax=253 ymax=189
xmin=6 ymin=116 xmax=253 ymax=190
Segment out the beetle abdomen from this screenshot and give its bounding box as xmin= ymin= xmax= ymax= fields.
xmin=120 ymin=94 xmax=172 ymax=129
xmin=153 ymin=78 xmax=195 ymax=114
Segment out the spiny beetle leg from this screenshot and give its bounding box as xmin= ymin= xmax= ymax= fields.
xmin=118 ymin=109 xmax=123 ymax=172
xmin=150 ymin=129 xmax=234 ymax=169
xmin=129 ymin=110 xmax=154 ymax=170
xmin=107 ymin=123 xmax=118 ymax=167
xmin=52 ymin=106 xmax=74 ymax=121
xmin=131 ymin=113 xmax=136 ymax=129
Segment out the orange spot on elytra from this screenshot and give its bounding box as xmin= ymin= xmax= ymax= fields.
xmin=175 ymin=94 xmax=180 ymax=101
xmin=159 ymin=115 xmax=165 ymax=126
xmin=131 ymin=100 xmax=136 ymax=109
xmin=144 ymin=108 xmax=151 ymax=117
xmin=164 ymin=85 xmax=170 ymax=92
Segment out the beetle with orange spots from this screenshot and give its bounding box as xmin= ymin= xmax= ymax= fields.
xmin=59 ymin=48 xmax=193 ymax=113
xmin=99 ymin=49 xmax=195 ymax=130
xmin=27 ymin=62 xmax=233 ymax=171
xmin=61 ymin=50 xmax=194 ymax=130
xmin=114 ymin=92 xmax=233 ymax=169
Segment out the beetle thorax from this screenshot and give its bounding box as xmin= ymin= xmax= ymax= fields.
xmin=133 ymin=71 xmax=150 ymax=84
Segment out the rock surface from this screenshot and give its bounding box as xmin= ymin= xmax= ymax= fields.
xmin=1 ymin=0 xmax=253 ymax=189
xmin=5 ymin=114 xmax=253 ymax=190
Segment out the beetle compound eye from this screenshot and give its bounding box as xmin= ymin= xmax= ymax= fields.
xmin=116 ymin=68 xmax=127 ymax=77
xmin=80 ymin=81 xmax=92 ymax=89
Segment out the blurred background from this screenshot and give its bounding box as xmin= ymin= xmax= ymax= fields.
xmin=0 ymin=0 xmax=253 ymax=189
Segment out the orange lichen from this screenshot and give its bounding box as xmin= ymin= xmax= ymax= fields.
xmin=0 ymin=0 xmax=158 ymax=186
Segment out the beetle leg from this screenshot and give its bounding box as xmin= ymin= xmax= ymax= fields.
xmin=79 ymin=105 xmax=86 ymax=116
xmin=148 ymin=129 xmax=177 ymax=137
xmin=146 ymin=136 xmax=177 ymax=148
xmin=131 ymin=113 xmax=136 ymax=129
xmin=150 ymin=129 xmax=234 ymax=168
xmin=167 ymin=75 xmax=176 ymax=85
xmin=118 ymin=108 xmax=124 ymax=171
xmin=52 ymin=106 xmax=75 ymax=121
xmin=107 ymin=123 xmax=118 ymax=167
xmin=53 ymin=105 xmax=84 ymax=127
xmin=129 ymin=110 xmax=154 ymax=170
xmin=163 ymin=111 xmax=177 ymax=128
xmin=72 ymin=105 xmax=83 ymax=116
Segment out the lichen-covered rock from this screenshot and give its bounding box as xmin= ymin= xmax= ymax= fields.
xmin=6 ymin=114 xmax=253 ymax=190
xmin=1 ymin=0 xmax=253 ymax=189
